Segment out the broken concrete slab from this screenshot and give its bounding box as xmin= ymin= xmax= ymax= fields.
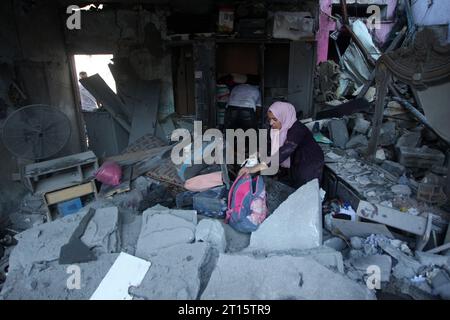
xmin=345 ymin=134 xmax=368 ymax=149
xmin=328 ymin=119 xmax=349 ymax=149
xmin=396 ymin=131 xmax=421 ymax=148
xmin=8 ymin=212 xmax=87 ymax=272
xmin=430 ymin=269 xmax=450 ymax=300
xmin=1 ymin=253 xmax=119 ymax=300
xmin=81 ymin=207 xmax=120 ymax=255
xmin=330 ymin=217 xmax=394 ymax=239
xmin=221 ymin=220 xmax=251 ymax=253
xmin=369 ymin=121 xmax=397 ymax=146
xmin=135 ymin=206 xmax=196 ymax=259
xmin=195 ymin=219 xmax=226 ymax=253
xmin=129 ymin=243 xmax=217 ymax=300
xmin=147 ymin=204 xmax=197 ymax=225
xmin=349 ymin=255 xmax=392 ymax=282
xmin=201 ymin=254 xmax=375 ymax=300
xmin=245 ymin=246 xmax=345 ymax=274
xmin=248 ymin=179 xmax=322 ymax=252
xmin=381 ymin=160 xmax=406 ymax=178
xmin=379 ymin=242 xmax=422 ymax=280
xmin=415 ymin=251 xmax=450 ymax=268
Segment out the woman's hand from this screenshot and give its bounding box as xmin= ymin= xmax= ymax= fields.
xmin=238 ymin=163 xmax=269 ymax=176
xmin=238 ymin=167 xmax=251 ymax=176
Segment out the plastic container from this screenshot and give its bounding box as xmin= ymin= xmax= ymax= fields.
xmin=398 ymin=146 xmax=445 ymax=169
xmin=57 ymin=198 xmax=82 ymax=217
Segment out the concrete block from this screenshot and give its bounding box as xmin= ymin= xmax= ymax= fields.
xmin=381 ymin=160 xmax=405 ymax=178
xmin=200 ymin=254 xmax=375 ymax=300
xmin=380 ymin=242 xmax=422 ymax=280
xmin=415 ymin=251 xmax=450 ymax=267
xmin=349 ymin=254 xmax=392 ymax=282
xmin=369 ymin=121 xmax=396 ymax=146
xmin=129 ymin=243 xmax=217 ymax=300
xmin=350 ymin=237 xmax=364 ymax=250
xmin=135 ymin=206 xmax=196 ymax=259
xmin=430 ymin=269 xmax=450 ymax=300
xmin=328 ymin=119 xmax=349 ymax=149
xmin=396 ymin=131 xmax=421 ymax=148
xmin=353 ymin=117 xmax=371 ymax=134
xmin=248 ymin=179 xmax=322 ymax=252
xmin=81 ymin=207 xmax=120 ymax=255
xmin=324 ymin=237 xmax=347 ymax=252
xmin=8 ymin=212 xmax=87 ymax=272
xmin=345 ymin=135 xmax=368 ymax=149
xmin=1 ymin=254 xmax=119 ymax=300
xmin=195 ymin=219 xmax=227 ymax=253
xmin=256 ymin=246 xmax=345 ymax=274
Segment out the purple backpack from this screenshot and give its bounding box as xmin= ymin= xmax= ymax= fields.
xmin=225 ymin=174 xmax=268 ymax=233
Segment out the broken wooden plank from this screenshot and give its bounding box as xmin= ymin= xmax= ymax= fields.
xmin=128 ymin=80 xmax=161 ymax=145
xmin=103 ymin=145 xmax=172 ymax=166
xmin=80 ymin=74 xmax=131 ymax=132
xmin=45 ymin=181 xmax=96 ymax=205
xmin=357 ymin=200 xmax=428 ymax=236
xmin=99 ymin=166 xmax=133 ymax=198
xmin=330 ymin=217 xmax=394 ymax=239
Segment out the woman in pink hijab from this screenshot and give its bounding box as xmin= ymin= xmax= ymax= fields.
xmin=239 ymin=102 xmax=324 ymax=188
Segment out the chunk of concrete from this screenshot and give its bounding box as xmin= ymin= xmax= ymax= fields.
xmin=415 ymin=251 xmax=450 ymax=268
xmin=369 ymin=121 xmax=396 ymax=146
xmin=248 ymin=179 xmax=322 ymax=252
xmin=324 ymin=237 xmax=347 ymax=252
xmin=249 ymin=246 xmax=345 ymax=274
xmin=135 ymin=206 xmax=196 ymax=259
xmin=195 ymin=219 xmax=227 ymax=253
xmin=353 ymin=117 xmax=371 ymax=134
xmin=380 ymin=242 xmax=422 ymax=280
xmin=81 ymin=207 xmax=120 ymax=255
xmin=328 ymin=119 xmax=349 ymax=149
xmin=129 ymin=243 xmax=217 ymax=300
xmin=201 ymin=254 xmax=375 ymax=300
xmin=1 ymin=254 xmax=119 ymax=300
xmin=396 ymin=131 xmax=421 ymax=148
xmin=349 ymin=254 xmax=392 ymax=282
xmin=350 ymin=237 xmax=364 ymax=250
xmin=345 ymin=135 xmax=368 ymax=149
xmin=430 ymin=270 xmax=450 ymax=300
xmin=381 ymin=160 xmax=405 ymax=178
xmin=8 ymin=212 xmax=87 ymax=272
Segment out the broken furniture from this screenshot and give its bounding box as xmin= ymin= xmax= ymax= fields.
xmin=23 ymin=151 xmax=99 ymax=221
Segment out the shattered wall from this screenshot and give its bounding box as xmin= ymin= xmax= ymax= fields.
xmin=64 ymin=6 xmax=175 ymax=118
xmin=0 ymin=0 xmax=84 ymax=215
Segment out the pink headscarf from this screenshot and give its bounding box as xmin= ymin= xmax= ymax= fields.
xmin=268 ymin=102 xmax=297 ymax=168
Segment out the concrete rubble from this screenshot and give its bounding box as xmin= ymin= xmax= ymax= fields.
xmin=1 ymin=0 xmax=450 ymax=302
xmin=201 ymin=254 xmax=375 ymax=300
xmin=248 ymin=179 xmax=322 ymax=252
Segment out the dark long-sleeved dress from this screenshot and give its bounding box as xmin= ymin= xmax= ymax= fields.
xmin=268 ymin=121 xmax=324 ymax=188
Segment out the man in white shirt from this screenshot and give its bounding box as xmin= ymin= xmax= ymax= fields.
xmin=224 ymin=84 xmax=261 ymax=131
xmin=78 ymin=71 xmax=98 ymax=112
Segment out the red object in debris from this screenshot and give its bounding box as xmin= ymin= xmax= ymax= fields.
xmin=95 ymin=161 xmax=122 ymax=186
